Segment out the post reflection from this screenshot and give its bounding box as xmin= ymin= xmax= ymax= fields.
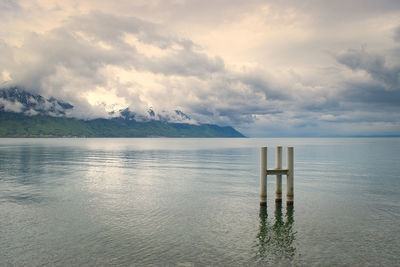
xmin=255 ymin=202 xmax=296 ymax=262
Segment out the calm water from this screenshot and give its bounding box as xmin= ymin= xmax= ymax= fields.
xmin=0 ymin=138 xmax=399 ymax=266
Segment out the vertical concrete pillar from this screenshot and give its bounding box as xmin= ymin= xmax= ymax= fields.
xmin=260 ymin=147 xmax=267 ymax=206
xmin=275 ymin=146 xmax=282 ymax=202
xmin=286 ymin=147 xmax=294 ymax=205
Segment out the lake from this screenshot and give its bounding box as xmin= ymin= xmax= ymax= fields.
xmin=0 ymin=138 xmax=399 ymax=266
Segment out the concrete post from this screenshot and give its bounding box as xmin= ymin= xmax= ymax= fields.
xmin=275 ymin=146 xmax=282 ymax=202
xmin=260 ymin=147 xmax=267 ymax=206
xmin=286 ymin=147 xmax=294 ymax=205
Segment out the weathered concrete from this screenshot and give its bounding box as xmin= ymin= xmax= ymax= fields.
xmin=286 ymin=147 xmax=294 ymax=205
xmin=260 ymin=147 xmax=267 ymax=206
xmin=260 ymin=146 xmax=294 ymax=206
xmin=266 ymin=169 xmax=289 ymax=175
xmin=275 ymin=146 xmax=282 ymax=202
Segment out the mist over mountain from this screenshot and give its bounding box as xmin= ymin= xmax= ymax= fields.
xmin=0 ymin=87 xmax=196 ymax=123
xmin=1 ymin=2 xmax=400 ymax=137
xmin=116 ymin=107 xmax=196 ymax=124
xmin=0 ymin=87 xmax=73 ymax=116
xmin=0 ymin=87 xmax=244 ymax=137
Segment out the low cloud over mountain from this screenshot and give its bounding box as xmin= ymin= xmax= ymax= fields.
xmin=0 ymin=87 xmax=73 ymax=116
xmin=0 ymin=87 xmax=197 ymax=125
xmin=1 ymin=0 xmax=400 ymax=136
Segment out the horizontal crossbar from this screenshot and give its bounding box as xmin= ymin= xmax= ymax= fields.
xmin=266 ymin=168 xmax=289 ymax=175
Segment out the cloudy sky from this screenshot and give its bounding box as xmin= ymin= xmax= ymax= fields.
xmin=1 ymin=0 xmax=400 ymax=136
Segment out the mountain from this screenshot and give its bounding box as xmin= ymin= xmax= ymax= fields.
xmin=0 ymin=87 xmax=73 ymax=116
xmin=117 ymin=107 xmax=194 ymax=123
xmin=0 ymin=87 xmax=244 ymax=138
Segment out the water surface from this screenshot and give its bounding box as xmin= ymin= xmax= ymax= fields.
xmin=0 ymin=138 xmax=399 ymax=266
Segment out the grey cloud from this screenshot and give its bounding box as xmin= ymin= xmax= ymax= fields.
xmin=0 ymin=0 xmax=20 ymax=13
xmin=267 ymin=0 xmax=400 ymax=27
xmin=10 ymin=28 xmax=123 ymax=94
xmin=238 ymin=72 xmax=289 ymax=101
xmin=134 ymin=0 xmax=263 ymax=27
xmin=180 ymin=72 xmax=285 ymax=126
xmin=301 ymin=97 xmax=341 ymax=112
xmin=319 ymin=111 xmax=400 ymax=123
xmin=69 ymin=12 xmax=169 ymax=48
xmin=2 ymin=1 xmax=400 ymax=136
xmin=341 ymin=81 xmax=400 ymax=107
xmin=336 ymin=48 xmax=400 ymax=107
xmin=0 ymin=10 xmax=269 ymax=125
xmin=395 ymin=25 xmax=400 ymax=42
xmin=0 ymin=40 xmax=14 ymax=69
xmin=112 ymin=0 xmax=400 ymax=31
xmin=68 ymin=12 xmax=225 ymax=77
xmin=2 ymin=11 xmax=228 ymax=116
xmin=336 ymin=48 xmax=400 ymax=89
xmin=148 ymin=52 xmax=224 ymax=78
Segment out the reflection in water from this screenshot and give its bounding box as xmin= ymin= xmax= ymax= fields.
xmin=255 ymin=203 xmax=296 ymax=263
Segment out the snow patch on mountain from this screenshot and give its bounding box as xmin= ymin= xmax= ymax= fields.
xmin=0 ymin=87 xmax=197 ymax=124
xmin=0 ymin=87 xmax=73 ymax=116
xmin=117 ymin=107 xmax=197 ymax=124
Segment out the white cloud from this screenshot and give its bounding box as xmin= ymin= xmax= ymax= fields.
xmin=1 ymin=0 xmax=400 ymax=136
xmin=0 ymin=98 xmax=24 ymax=113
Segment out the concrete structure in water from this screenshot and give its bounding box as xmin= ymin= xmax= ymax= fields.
xmin=260 ymin=146 xmax=294 ymax=206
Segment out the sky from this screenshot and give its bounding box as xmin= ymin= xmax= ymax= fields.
xmin=1 ymin=0 xmax=400 ymax=137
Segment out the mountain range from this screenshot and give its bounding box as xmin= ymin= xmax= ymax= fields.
xmin=0 ymin=87 xmax=244 ymax=137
